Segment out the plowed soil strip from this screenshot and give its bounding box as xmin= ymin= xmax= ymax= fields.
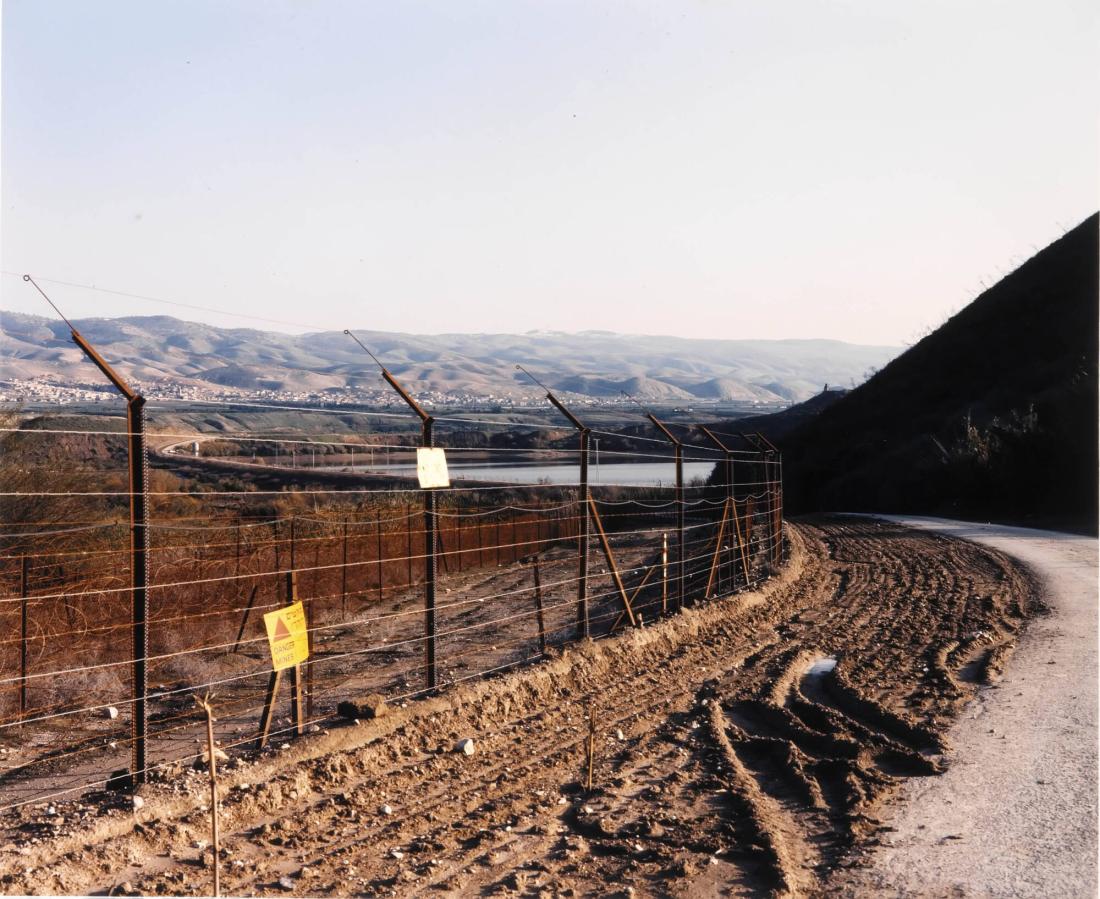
xmin=0 ymin=517 xmax=1040 ymax=897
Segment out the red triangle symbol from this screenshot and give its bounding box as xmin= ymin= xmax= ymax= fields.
xmin=273 ymin=617 xmax=292 ymax=641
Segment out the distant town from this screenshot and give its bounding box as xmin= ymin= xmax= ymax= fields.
xmin=0 ymin=375 xmax=784 ymax=416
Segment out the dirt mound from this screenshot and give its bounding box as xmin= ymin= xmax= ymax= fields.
xmin=0 ymin=518 xmax=1039 ymax=897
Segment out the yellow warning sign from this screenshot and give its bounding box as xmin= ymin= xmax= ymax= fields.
xmin=263 ymin=601 xmax=309 ymax=671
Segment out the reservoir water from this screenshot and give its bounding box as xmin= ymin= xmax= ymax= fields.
xmin=319 ymin=460 xmax=717 ymax=487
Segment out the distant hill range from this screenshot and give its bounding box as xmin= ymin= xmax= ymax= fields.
xmin=768 ymin=213 xmax=1098 ymax=532
xmin=0 ymin=313 xmax=897 ymax=405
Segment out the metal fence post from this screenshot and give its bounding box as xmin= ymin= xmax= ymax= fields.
xmin=406 ymin=505 xmax=413 ymax=587
xmin=126 ymin=394 xmax=150 ymax=784
xmin=512 ymin=367 xmax=591 ymax=640
xmin=698 ymin=426 xmax=737 ymax=590
xmin=341 ymin=517 xmax=349 ymax=616
xmin=675 ymin=441 xmax=684 ymax=609
xmin=19 ymin=555 xmax=28 ymax=724
xmin=647 ymin=414 xmax=684 ymax=611
xmin=423 ymin=417 xmax=438 ymax=691
xmin=273 ymin=519 xmax=282 ymax=601
xmin=376 ymin=510 xmax=384 ymax=600
xmin=345 ymin=332 xmax=441 ymax=693
xmin=532 ymin=555 xmax=547 ymax=657
xmin=23 ymin=274 xmax=151 ymax=783
xmin=751 ymin=432 xmax=782 ymax=567
xmin=578 ymin=428 xmax=591 ymax=638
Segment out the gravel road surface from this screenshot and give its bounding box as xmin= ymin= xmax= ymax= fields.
xmin=830 ymin=517 xmax=1097 ymax=898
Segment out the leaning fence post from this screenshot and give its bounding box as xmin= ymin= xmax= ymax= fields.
xmin=257 ymin=669 xmax=282 ymax=750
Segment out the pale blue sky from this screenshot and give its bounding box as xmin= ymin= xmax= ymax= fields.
xmin=2 ymin=0 xmax=1096 ymax=344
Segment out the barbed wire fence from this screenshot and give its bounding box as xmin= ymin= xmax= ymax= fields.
xmin=0 ymin=283 xmax=785 ymax=814
xmin=0 ymin=412 xmax=783 ymax=814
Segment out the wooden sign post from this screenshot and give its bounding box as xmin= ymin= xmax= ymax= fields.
xmin=255 ymin=574 xmax=310 ymax=749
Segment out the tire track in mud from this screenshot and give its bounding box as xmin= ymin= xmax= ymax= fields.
xmin=0 ymin=517 xmax=1041 ymax=898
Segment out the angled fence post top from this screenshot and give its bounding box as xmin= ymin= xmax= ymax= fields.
xmin=24 ymin=273 xmax=151 ymax=788
xmin=25 ymin=274 xmax=142 ymax=403
xmin=646 ymin=412 xmax=682 ymax=447
xmin=697 ymin=424 xmax=730 ymax=453
xmin=514 ymin=364 xmax=589 ymax=434
xmin=345 ymin=328 xmax=440 ymax=690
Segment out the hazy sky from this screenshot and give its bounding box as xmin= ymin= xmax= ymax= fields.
xmin=1 ymin=0 xmax=1096 ymax=345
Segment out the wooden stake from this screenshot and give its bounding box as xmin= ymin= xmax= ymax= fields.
xmin=586 ymin=702 xmax=596 ymax=792
xmin=195 ymin=693 xmax=221 ymax=898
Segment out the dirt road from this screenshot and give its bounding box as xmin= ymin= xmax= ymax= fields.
xmin=0 ymin=517 xmax=1041 ymax=897
xmin=829 ymin=517 xmax=1097 ymax=898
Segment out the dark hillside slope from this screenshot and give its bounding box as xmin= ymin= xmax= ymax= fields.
xmin=713 ymin=388 xmax=849 ymax=445
xmin=781 ymin=213 xmax=1098 ymax=532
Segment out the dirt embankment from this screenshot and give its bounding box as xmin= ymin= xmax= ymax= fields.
xmin=0 ymin=518 xmax=1040 ymax=897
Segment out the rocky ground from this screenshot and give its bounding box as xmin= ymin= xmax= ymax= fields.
xmin=0 ymin=517 xmax=1041 ymax=897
